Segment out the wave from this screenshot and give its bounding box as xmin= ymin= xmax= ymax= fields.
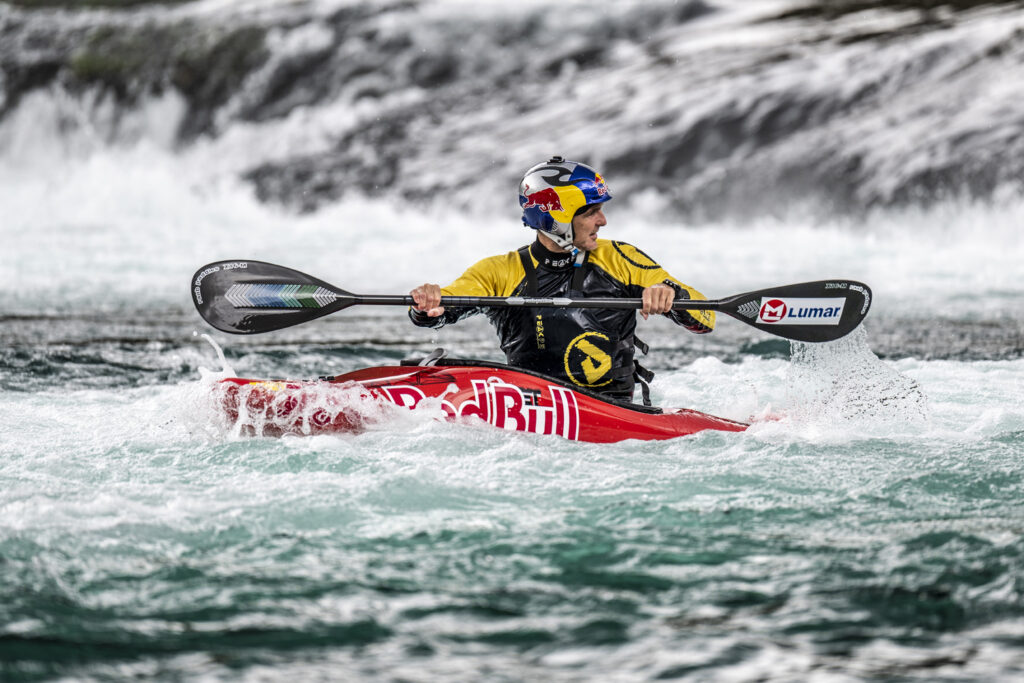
xmin=2 ymin=0 xmax=1023 ymax=220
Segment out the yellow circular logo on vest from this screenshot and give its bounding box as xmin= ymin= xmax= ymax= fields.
xmin=564 ymin=331 xmax=613 ymax=387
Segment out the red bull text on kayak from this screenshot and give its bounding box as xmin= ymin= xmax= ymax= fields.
xmin=382 ymin=377 xmax=580 ymax=440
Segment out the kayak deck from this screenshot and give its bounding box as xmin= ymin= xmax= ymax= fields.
xmin=215 ymin=358 xmax=749 ymax=443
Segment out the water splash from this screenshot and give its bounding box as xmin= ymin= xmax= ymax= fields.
xmin=785 ymin=327 xmax=930 ymax=431
xmin=213 ymin=379 xmax=393 ymax=438
xmin=196 ymin=332 xmax=236 ymax=381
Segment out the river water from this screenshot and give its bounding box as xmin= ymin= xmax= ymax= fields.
xmin=1 ymin=0 xmax=1023 ymax=680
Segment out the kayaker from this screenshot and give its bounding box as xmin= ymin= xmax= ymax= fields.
xmin=409 ymin=156 xmax=714 ymax=404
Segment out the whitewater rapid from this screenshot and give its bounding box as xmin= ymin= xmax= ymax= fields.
xmin=2 ymin=1 xmax=1023 ymax=680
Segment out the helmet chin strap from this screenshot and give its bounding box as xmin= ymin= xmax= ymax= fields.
xmin=541 ymin=224 xmax=587 ymax=267
xmin=545 ymin=222 xmax=576 ymax=251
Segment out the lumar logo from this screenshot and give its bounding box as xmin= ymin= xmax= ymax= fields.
xmin=759 ymin=298 xmax=788 ymax=323
xmin=564 ymin=331 xmax=613 ymax=387
xmin=758 ymin=297 xmax=846 ymax=325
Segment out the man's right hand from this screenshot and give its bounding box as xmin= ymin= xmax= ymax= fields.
xmin=410 ymin=283 xmax=445 ymax=317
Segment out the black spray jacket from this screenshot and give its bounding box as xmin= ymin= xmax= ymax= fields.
xmin=410 ymin=239 xmax=714 ymax=400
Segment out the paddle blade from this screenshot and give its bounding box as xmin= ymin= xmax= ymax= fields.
xmin=191 ymin=260 xmax=355 ymax=334
xmin=716 ymin=280 xmax=872 ymax=342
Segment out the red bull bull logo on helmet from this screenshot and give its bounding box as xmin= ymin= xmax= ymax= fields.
xmin=522 ymin=187 xmax=564 ymax=213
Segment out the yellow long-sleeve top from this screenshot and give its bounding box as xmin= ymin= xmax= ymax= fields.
xmin=410 ymin=239 xmax=714 ymax=400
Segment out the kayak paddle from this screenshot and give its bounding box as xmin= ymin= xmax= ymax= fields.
xmin=191 ymin=260 xmax=871 ymax=342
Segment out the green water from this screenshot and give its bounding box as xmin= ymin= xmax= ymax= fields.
xmin=1 ymin=313 xmax=1022 ymax=681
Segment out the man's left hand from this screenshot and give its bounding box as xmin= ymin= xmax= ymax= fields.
xmin=641 ymin=284 xmax=675 ymax=320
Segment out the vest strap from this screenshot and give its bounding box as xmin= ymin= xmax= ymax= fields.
xmin=571 ymin=250 xmax=588 ymax=291
xmin=633 ymin=360 xmax=655 ymax=407
xmin=517 ymin=245 xmax=538 ymax=296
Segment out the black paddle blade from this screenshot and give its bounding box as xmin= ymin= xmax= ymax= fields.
xmin=716 ymin=280 xmax=872 ymax=343
xmin=191 ymin=260 xmax=355 ymax=334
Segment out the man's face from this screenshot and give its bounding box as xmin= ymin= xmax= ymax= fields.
xmin=571 ymin=204 xmax=606 ymax=251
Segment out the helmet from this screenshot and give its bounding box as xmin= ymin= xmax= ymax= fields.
xmin=518 ymin=156 xmax=611 ymax=250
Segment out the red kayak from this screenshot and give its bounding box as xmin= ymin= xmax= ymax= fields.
xmin=215 ymin=358 xmax=749 ymax=443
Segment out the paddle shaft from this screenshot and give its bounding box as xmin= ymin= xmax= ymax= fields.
xmin=345 ymin=294 xmax=722 ymax=310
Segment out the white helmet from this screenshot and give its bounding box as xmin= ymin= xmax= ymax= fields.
xmin=518 ymin=156 xmax=612 ymax=250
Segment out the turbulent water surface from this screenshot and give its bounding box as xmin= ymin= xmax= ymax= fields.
xmin=1 ymin=0 xmax=1023 ymax=680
